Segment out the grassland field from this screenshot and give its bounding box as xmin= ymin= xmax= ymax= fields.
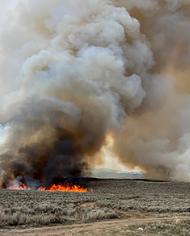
xmin=1 ymin=179 xmax=190 ymax=235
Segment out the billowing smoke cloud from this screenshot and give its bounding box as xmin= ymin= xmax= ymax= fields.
xmin=0 ymin=0 xmax=190 ymax=186
xmin=113 ymin=0 xmax=190 ymax=181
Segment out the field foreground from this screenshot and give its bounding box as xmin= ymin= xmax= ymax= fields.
xmin=1 ymin=179 xmax=190 ymax=235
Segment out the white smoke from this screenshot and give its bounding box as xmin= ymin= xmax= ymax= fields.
xmin=0 ymin=0 xmax=190 ymax=185
xmin=113 ymin=0 xmax=190 ymax=181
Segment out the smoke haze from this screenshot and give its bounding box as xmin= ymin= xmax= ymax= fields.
xmin=0 ymin=0 xmax=190 ymax=186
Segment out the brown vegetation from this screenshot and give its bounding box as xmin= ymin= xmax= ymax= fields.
xmin=0 ymin=179 xmax=190 ymax=233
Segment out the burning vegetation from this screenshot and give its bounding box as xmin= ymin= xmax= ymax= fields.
xmin=7 ymin=183 xmax=87 ymax=192
xmin=3 ymin=177 xmax=88 ymax=192
xmin=1 ymin=180 xmax=190 ymax=230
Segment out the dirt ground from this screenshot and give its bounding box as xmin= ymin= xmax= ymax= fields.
xmin=1 ymin=179 xmax=190 ymax=235
xmin=1 ymin=216 xmax=190 ymax=236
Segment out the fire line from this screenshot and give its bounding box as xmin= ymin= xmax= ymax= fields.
xmin=6 ymin=184 xmax=88 ymax=192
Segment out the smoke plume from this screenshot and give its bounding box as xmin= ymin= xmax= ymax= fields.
xmin=0 ymin=0 xmax=190 ymax=186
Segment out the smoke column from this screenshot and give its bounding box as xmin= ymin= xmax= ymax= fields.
xmin=0 ymin=0 xmax=190 ymax=186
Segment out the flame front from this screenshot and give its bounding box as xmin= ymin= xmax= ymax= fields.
xmin=47 ymin=184 xmax=87 ymax=192
xmin=7 ymin=183 xmax=88 ymax=192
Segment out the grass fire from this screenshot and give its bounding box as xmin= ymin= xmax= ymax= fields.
xmin=0 ymin=0 xmax=190 ymax=235
xmin=6 ymin=183 xmax=88 ymax=192
xmin=3 ymin=177 xmax=88 ymax=192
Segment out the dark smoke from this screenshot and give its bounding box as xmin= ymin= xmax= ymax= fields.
xmin=0 ymin=0 xmax=190 ymax=186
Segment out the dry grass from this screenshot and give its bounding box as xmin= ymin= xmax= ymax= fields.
xmin=1 ymin=179 xmax=190 ymax=229
xmin=126 ymin=220 xmax=190 ymax=236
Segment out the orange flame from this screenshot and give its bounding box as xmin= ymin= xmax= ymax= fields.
xmin=47 ymin=184 xmax=87 ymax=192
xmin=7 ymin=183 xmax=88 ymax=192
